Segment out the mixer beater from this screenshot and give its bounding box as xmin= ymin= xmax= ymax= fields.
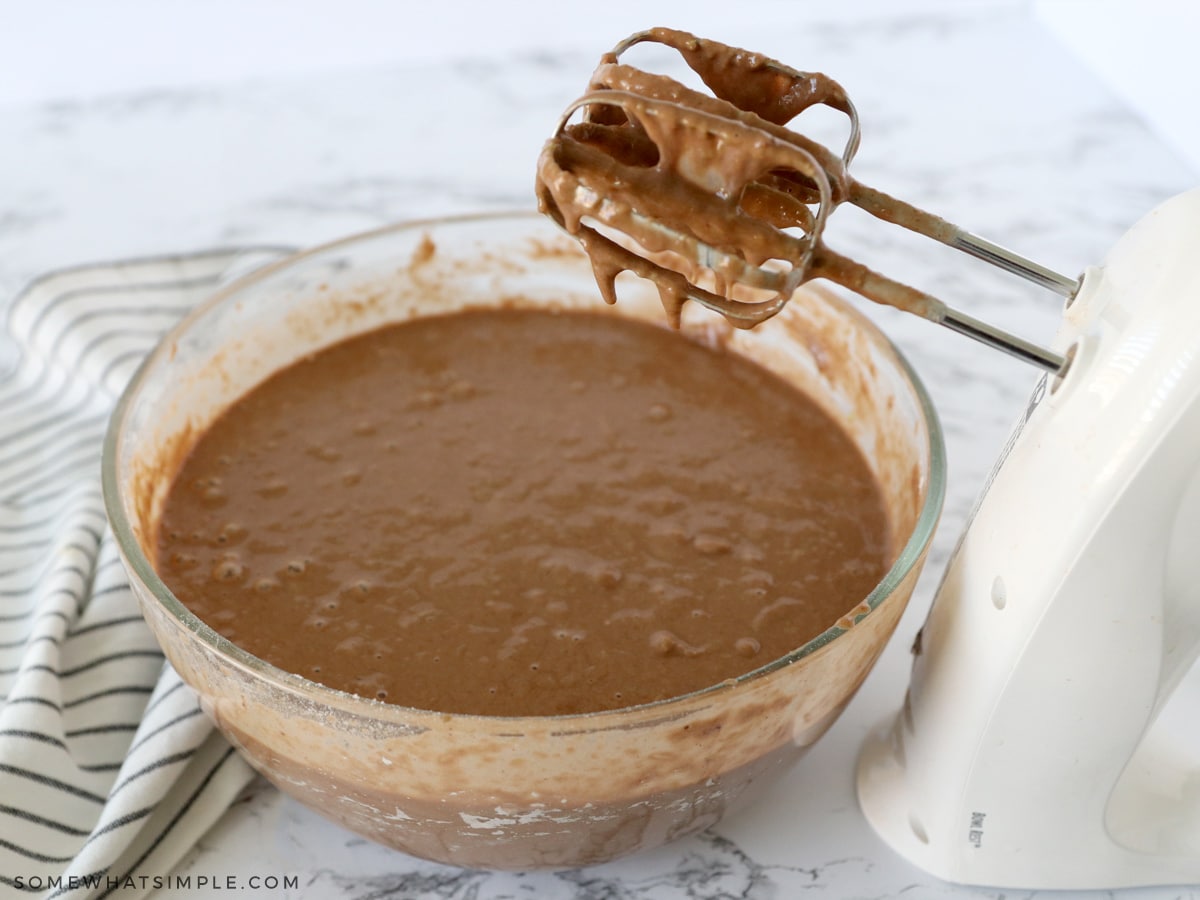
xmin=536 ymin=27 xmax=1078 ymax=374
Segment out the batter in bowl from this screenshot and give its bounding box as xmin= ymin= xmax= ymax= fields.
xmin=155 ymin=308 xmax=890 ymax=717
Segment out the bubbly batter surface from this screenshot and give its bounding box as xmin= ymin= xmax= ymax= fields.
xmin=156 ymin=309 xmax=890 ymax=716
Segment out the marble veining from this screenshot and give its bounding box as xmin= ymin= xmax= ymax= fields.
xmin=310 ymin=832 xmax=810 ymax=899
xmin=2 ymin=1 xmax=1198 ymax=897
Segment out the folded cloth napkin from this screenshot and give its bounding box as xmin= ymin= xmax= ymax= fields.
xmin=0 ymin=248 xmax=292 ymax=899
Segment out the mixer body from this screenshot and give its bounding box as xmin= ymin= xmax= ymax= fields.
xmin=857 ymin=188 xmax=1200 ymax=889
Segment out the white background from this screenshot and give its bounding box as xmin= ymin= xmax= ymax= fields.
xmin=3 ymin=0 xmax=1199 ymax=172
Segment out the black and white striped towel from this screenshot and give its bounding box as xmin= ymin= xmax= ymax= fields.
xmin=0 ymin=248 xmax=292 ymax=899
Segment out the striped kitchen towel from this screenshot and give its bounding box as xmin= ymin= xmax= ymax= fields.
xmin=0 ymin=248 xmax=292 ymax=899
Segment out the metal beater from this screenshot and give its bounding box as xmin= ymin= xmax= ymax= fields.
xmin=536 ymin=27 xmax=1078 ymax=374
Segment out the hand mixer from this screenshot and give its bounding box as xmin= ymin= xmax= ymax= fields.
xmin=537 ymin=27 xmax=1200 ymax=890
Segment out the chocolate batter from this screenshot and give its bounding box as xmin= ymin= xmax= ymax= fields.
xmin=535 ymin=27 xmax=947 ymax=328
xmin=156 ymin=309 xmax=890 ymax=717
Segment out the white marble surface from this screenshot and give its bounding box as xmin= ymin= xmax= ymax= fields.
xmin=3 ymin=2 xmax=1198 ymax=897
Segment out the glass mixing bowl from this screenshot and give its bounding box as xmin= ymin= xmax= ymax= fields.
xmin=101 ymin=212 xmax=945 ymax=870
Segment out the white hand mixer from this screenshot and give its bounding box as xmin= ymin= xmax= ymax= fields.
xmin=537 ymin=28 xmax=1200 ymax=890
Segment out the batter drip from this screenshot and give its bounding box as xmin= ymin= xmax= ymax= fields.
xmin=536 ymin=27 xmax=962 ymax=329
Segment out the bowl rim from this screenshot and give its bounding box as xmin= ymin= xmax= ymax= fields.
xmin=100 ymin=209 xmax=947 ymax=726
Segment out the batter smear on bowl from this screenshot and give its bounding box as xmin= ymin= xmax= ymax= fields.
xmin=155 ymin=308 xmax=891 ymax=717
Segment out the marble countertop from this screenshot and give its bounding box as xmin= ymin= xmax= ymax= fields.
xmin=3 ymin=2 xmax=1197 ymax=898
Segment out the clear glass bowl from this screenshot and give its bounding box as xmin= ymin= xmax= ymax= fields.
xmin=101 ymin=212 xmax=945 ymax=870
